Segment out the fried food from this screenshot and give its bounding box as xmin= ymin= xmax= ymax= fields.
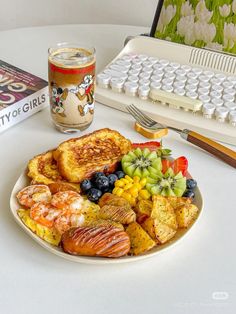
xmin=27 ymin=150 xmax=80 ymax=192
xmin=98 ymin=193 xmax=136 ymax=224
xmin=167 ymin=196 xmax=191 ymax=210
xmin=175 ymin=204 xmax=199 ymax=228
xmin=126 ymin=222 xmax=156 ymax=255
xmin=54 ymin=128 xmax=132 ymax=183
xmin=17 ymin=209 xmax=61 ymax=246
xmin=28 ymin=150 xmax=62 ymax=185
xmin=141 ymin=195 xmax=178 ymax=244
xmin=17 ymin=184 xmax=51 ymax=208
xmin=98 ymin=193 xmax=130 ymax=208
xmin=142 ymin=217 xmax=177 ymax=244
xmin=100 ymin=204 xmax=136 ymax=225
xmin=151 ymin=195 xmax=177 ymax=230
xmin=61 ymin=226 xmax=130 ymax=257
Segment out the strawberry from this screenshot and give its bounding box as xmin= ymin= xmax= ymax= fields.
xmin=132 ymin=141 xmax=161 ymax=151
xmin=171 ymin=156 xmax=188 ymax=176
xmin=161 ymin=159 xmax=172 ymax=173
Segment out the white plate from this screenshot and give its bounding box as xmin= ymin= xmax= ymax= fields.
xmin=10 ymin=170 xmax=203 ymax=264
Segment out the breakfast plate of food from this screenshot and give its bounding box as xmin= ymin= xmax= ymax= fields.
xmin=10 ymin=128 xmax=203 ymax=264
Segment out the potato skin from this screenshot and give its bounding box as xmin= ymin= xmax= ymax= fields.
xmin=61 ymin=226 xmax=130 ymax=258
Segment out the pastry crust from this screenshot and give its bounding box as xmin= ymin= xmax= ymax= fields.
xmin=61 ymin=226 xmax=130 ymax=257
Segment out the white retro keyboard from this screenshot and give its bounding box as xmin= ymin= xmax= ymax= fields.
xmin=96 ymin=36 xmax=236 ymax=145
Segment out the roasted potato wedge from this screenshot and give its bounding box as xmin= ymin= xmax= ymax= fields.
xmin=167 ymin=196 xmax=191 ymax=210
xmin=175 ymin=204 xmax=199 ymax=228
xmin=126 ymin=222 xmax=156 ymax=255
xmin=142 ymin=217 xmax=176 ymax=244
xmin=151 ymin=195 xmax=177 ymax=230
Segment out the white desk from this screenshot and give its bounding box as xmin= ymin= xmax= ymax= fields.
xmin=0 ymin=25 xmax=235 ymax=314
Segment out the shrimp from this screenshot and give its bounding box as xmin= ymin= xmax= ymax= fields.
xmin=30 ymin=202 xmax=62 ymax=228
xmin=51 ymin=191 xmax=84 ymax=212
xmin=54 ymin=211 xmax=85 ymax=234
xmin=17 ymin=184 xmax=51 ymax=208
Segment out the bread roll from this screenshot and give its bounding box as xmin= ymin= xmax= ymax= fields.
xmin=61 ymin=226 xmax=130 ymax=257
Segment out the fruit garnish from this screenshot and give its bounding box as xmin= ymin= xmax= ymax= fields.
xmin=95 ymin=176 xmax=109 ymax=191
xmin=87 ymin=188 xmax=102 ymax=202
xmin=186 ymin=178 xmax=197 ymax=190
xmin=161 ymin=159 xmax=172 ymax=174
xmin=171 ymin=156 xmax=188 ymax=176
xmin=115 ymin=170 xmax=125 ymax=179
xmin=121 ymin=148 xmax=162 ymax=178
xmin=132 ymin=141 xmax=161 ymax=151
xmin=156 ymin=143 xmax=172 ymax=158
xmin=183 ymin=189 xmax=195 ymax=199
xmin=146 ymin=168 xmax=186 ymax=197
xmin=80 ymin=179 xmax=92 ymax=192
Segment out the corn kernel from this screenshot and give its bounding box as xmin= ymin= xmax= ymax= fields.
xmin=123 ymin=182 xmax=133 ymax=190
xmin=120 ymin=178 xmax=129 ymax=185
xmin=139 ymin=189 xmax=151 ymax=200
xmin=133 ymin=183 xmax=142 ymax=191
xmin=115 ymin=180 xmax=124 ymax=187
xmin=121 ymin=192 xmax=132 ymax=202
xmin=133 ymin=176 xmax=140 ymax=183
xmin=139 ymin=178 xmax=147 ymax=187
xmin=125 ymin=175 xmax=133 ymax=182
xmin=112 ymin=187 xmax=119 ymax=194
xmin=115 ymin=188 xmax=124 ymax=196
xmin=128 ymin=186 xmax=139 ymax=197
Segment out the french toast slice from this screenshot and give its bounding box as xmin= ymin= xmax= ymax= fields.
xmin=27 ymin=150 xmax=80 ymax=192
xmin=55 ymin=128 xmax=132 ymax=183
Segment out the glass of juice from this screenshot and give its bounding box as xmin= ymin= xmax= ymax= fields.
xmin=48 ymin=43 xmax=96 ymax=133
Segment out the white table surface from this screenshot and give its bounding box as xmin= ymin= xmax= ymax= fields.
xmin=0 ymin=24 xmax=236 ymax=314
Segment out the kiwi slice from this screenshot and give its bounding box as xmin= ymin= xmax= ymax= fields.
xmin=146 ymin=168 xmax=186 ymax=197
xmin=121 ymin=148 xmax=162 ymax=178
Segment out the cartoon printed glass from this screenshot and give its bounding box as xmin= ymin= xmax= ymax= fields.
xmin=48 ymin=43 xmax=95 ymax=133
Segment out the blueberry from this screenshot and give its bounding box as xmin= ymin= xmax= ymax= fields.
xmin=93 ymin=172 xmax=104 ymax=180
xmin=107 ymin=174 xmax=118 ymax=186
xmin=115 ymin=171 xmax=125 ymax=179
xmin=186 ymin=179 xmax=197 ymax=190
xmin=80 ymin=179 xmax=92 ymax=193
xmin=95 ymin=176 xmax=110 ymax=191
xmin=87 ymin=188 xmax=102 ymax=202
xmin=183 ymin=189 xmax=195 ymax=199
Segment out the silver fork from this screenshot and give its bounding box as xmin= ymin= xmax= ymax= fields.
xmin=127 ymin=104 xmax=236 ymax=168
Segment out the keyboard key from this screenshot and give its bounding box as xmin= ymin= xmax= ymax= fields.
xmin=138 ymin=85 xmax=150 ymax=100
xmin=124 ymin=81 xmax=139 ymax=96
xmin=150 ymin=81 xmax=162 ymax=91
xmin=212 ymin=98 xmax=224 ymax=107
xmin=128 ymin=75 xmax=139 ymax=83
xmin=202 ymin=103 xmax=216 ymax=119
xmin=224 ymin=102 xmax=236 ymax=111
xmin=162 ymin=85 xmax=173 ymax=93
xmin=139 ymin=78 xmax=150 ymax=87
xmin=110 ymin=78 xmax=125 ymax=92
xmin=97 ymin=73 xmax=111 ymax=88
xmin=229 ymin=110 xmax=236 ymax=126
xmin=223 ymin=94 xmax=234 ymax=103
xmin=215 ymin=107 xmax=229 ymax=122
